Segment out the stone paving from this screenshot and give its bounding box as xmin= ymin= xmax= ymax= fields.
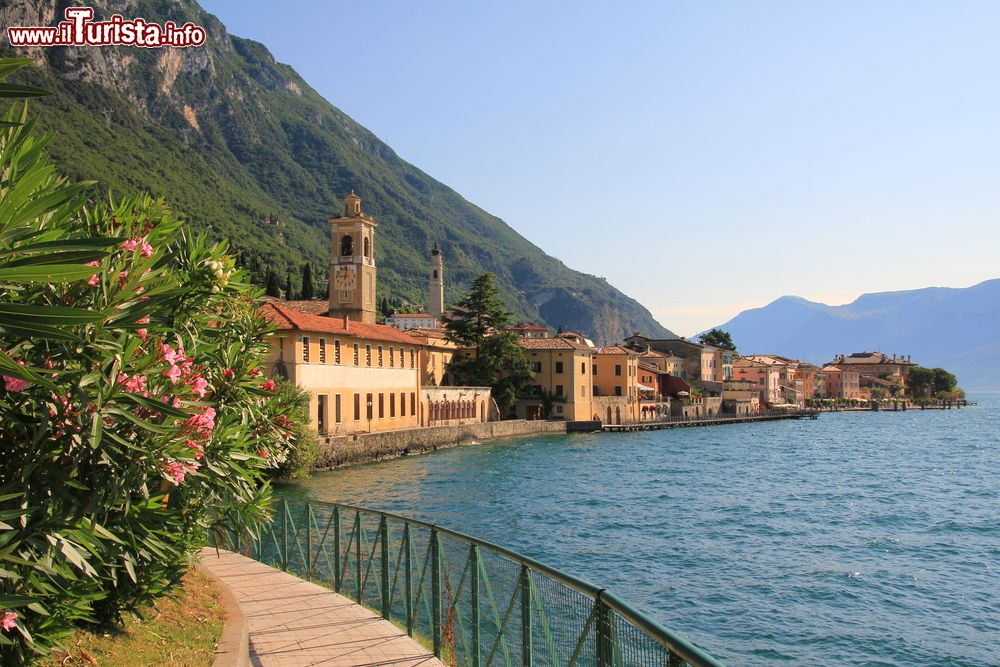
xmin=199 ymin=548 xmax=444 ymax=667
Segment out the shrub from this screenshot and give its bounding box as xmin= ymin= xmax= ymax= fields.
xmin=271 ymin=379 xmax=320 ymax=480
xmin=0 ymin=68 xmax=299 ymax=663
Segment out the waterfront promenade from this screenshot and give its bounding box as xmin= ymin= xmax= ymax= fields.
xmin=199 ymin=548 xmax=444 ymax=666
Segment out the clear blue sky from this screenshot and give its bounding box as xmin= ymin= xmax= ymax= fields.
xmin=199 ymin=0 xmax=1000 ymax=336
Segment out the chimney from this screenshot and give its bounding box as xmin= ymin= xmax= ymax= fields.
xmin=344 ymin=314 xmax=350 ymax=331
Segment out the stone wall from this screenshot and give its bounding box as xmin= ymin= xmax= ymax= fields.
xmin=315 ymin=419 xmax=568 ymax=469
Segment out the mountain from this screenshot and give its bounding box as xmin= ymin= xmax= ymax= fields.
xmin=710 ymin=279 xmax=1000 ymax=390
xmin=0 ymin=0 xmax=673 ymax=344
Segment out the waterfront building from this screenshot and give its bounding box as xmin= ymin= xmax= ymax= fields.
xmin=742 ymin=355 xmax=805 ymax=406
xmin=826 ymin=351 xmax=913 ymax=396
xmin=515 ymin=336 xmax=595 ymax=421
xmin=732 ymin=357 xmax=782 ymax=406
xmin=820 ymin=364 xmax=862 ymax=400
xmin=265 ymin=192 xmax=492 ymax=434
xmin=623 ymin=334 xmax=724 ymax=395
xmin=592 ymin=346 xmax=641 ymax=424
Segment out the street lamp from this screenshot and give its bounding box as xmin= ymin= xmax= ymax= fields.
xmin=367 ymin=400 xmax=373 ymax=433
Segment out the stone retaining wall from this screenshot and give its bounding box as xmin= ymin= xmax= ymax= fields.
xmin=316 ymin=419 xmax=568 ymax=469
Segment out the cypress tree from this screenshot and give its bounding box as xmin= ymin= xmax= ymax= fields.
xmin=300 ymin=263 xmax=314 ymax=300
xmin=264 ymin=269 xmax=281 ymax=297
xmin=284 ymin=269 xmax=295 ymax=301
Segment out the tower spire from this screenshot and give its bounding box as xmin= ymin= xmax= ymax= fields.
xmin=429 ymin=242 xmax=444 ymax=318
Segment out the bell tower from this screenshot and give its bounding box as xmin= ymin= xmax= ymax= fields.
xmin=429 ymin=242 xmax=444 ymax=317
xmin=328 ymin=190 xmax=378 ymax=324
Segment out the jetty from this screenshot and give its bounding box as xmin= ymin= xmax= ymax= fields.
xmin=602 ymin=410 xmax=818 ymax=432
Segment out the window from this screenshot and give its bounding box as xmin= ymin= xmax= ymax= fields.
xmin=363 ymin=236 xmax=370 ymax=258
xmin=556 ymin=405 xmax=564 ymax=414
xmin=390 ymin=393 xmax=395 ymax=417
xmin=334 ymin=340 xmax=342 ymax=363
xmin=555 ymin=385 xmax=564 ymax=397
xmin=302 ymin=337 xmax=310 ymax=362
xmin=400 ymin=347 xmax=405 ymax=367
xmin=366 ymin=394 xmax=373 ymax=420
xmin=615 ymin=364 xmax=622 ymax=376
xmin=319 ymin=338 xmax=327 ymax=363
xmin=335 ymin=394 xmax=342 ymax=423
xmin=378 ymin=346 xmax=383 ymax=367
xmin=555 ymin=362 xmax=564 ymax=374
xmin=378 ymin=393 xmax=384 ymax=418
xmin=354 ymin=393 xmax=361 ymax=420
xmin=400 ymin=392 xmax=406 ymax=417
xmin=410 ymin=392 xmax=416 ymax=416
xmin=339 ymin=290 xmax=350 ymax=303
xmin=366 ymin=345 xmax=372 ymax=366
xmin=531 ymin=362 xmax=542 ymax=373
xmin=389 ymin=347 xmax=394 ymax=367
xmin=592 ymin=365 xmax=597 ymax=375
xmin=581 ymin=362 xmax=586 ymax=374
xmin=353 ymin=343 xmax=359 ymax=365
xmin=433 ymin=269 xmax=438 ymax=279
xmin=410 ymin=349 xmax=415 ymax=367
xmin=581 ymin=385 xmax=586 ymax=397
xmin=340 ymin=234 xmax=353 ymax=256
xmin=615 ymin=386 xmax=622 ymax=396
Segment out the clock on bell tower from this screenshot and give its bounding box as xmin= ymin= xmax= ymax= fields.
xmin=327 ymin=190 xmax=378 ymax=324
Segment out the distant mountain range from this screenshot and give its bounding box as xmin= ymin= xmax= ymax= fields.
xmin=0 ymin=0 xmax=673 ymax=344
xmin=710 ymin=279 xmax=1000 ymax=391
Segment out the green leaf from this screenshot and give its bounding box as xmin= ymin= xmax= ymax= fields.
xmin=0 ymin=303 xmax=107 ymax=325
xmin=120 ymin=393 xmax=189 ymax=419
xmin=0 ymin=263 xmax=100 ymax=283
xmin=0 ymin=83 xmax=50 ymax=98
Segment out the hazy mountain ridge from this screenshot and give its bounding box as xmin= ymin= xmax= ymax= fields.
xmin=0 ymin=0 xmax=673 ymax=344
xmin=712 ymin=279 xmax=1000 ymax=390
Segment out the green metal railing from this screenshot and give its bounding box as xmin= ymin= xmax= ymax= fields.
xmin=212 ymin=498 xmax=725 ymax=667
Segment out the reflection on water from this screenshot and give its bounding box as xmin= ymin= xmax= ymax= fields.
xmin=281 ymin=397 xmax=1000 ymax=666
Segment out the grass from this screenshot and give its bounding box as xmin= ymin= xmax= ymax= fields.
xmin=41 ymin=568 xmax=224 ymax=667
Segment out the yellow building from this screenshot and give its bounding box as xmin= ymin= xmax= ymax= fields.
xmin=264 ymin=302 xmax=423 ymax=435
xmin=592 ymin=346 xmax=641 ymax=424
xmin=515 ymin=337 xmax=595 ymax=421
xmin=407 ymin=327 xmax=456 ymax=387
xmin=265 ymin=192 xmax=492 ymax=434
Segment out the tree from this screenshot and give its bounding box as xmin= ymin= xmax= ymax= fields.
xmin=300 ymin=263 xmax=315 ymax=300
xmin=264 ymin=268 xmax=281 ymax=297
xmin=698 ymin=328 xmax=736 ymax=351
xmin=908 ymin=365 xmax=960 ymax=398
xmin=444 ymin=274 xmax=533 ymax=411
xmin=284 ymin=269 xmax=296 ymax=301
xmin=0 ymin=66 xmax=299 ymax=661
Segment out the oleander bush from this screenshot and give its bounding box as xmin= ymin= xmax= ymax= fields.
xmin=0 ymin=60 xmax=301 ymax=664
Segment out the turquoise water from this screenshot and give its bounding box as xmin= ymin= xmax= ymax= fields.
xmin=281 ymin=396 xmax=999 ymax=666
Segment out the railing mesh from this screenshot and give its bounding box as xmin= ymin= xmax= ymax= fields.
xmin=212 ymin=498 xmax=724 ymax=667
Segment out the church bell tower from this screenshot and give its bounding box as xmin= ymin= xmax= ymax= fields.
xmin=328 ymin=191 xmax=378 ymax=324
xmin=429 ymin=242 xmax=444 ymax=317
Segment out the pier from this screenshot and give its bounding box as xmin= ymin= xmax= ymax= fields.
xmin=602 ymin=410 xmax=818 ymax=432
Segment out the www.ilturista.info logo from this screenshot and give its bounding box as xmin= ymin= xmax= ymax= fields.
xmin=6 ymin=6 xmax=206 ymax=48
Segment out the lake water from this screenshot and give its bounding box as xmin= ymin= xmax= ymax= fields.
xmin=281 ymin=396 xmax=999 ymax=666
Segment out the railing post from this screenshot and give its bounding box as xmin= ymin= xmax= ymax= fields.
xmin=280 ymin=497 xmax=288 ymax=571
xmin=470 ymin=544 xmax=481 ymax=667
xmin=520 ymin=565 xmax=532 ymax=667
xmin=355 ymin=511 xmax=363 ymax=603
xmin=333 ymin=505 xmax=342 ymax=593
xmin=431 ymin=527 xmax=442 ymax=658
xmin=306 ymin=502 xmax=313 ymax=574
xmin=380 ymin=514 xmax=390 ymax=618
xmin=595 ymin=593 xmax=613 ymax=667
xmin=404 ymin=522 xmax=413 ymax=636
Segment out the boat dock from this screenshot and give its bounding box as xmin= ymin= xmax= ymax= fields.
xmin=602 ymin=410 xmax=818 ymax=432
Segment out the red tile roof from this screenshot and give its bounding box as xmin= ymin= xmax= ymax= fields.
xmin=262 ymin=303 xmax=420 ymax=345
xmin=520 ymin=337 xmax=591 ymax=351
xmin=272 ymin=299 xmax=329 ymax=315
xmin=597 ymin=345 xmax=640 ymax=356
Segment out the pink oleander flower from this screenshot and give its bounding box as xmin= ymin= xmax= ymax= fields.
xmin=191 ymin=376 xmax=209 ymax=398
xmin=248 ymin=368 xmax=260 ymax=377
xmin=161 ymin=459 xmax=198 ymax=486
xmin=123 ymin=374 xmax=147 ymax=394
xmin=136 ymin=315 xmax=150 ymax=325
xmin=88 ymin=274 xmax=100 ymax=287
xmin=85 ymin=260 xmax=101 ymax=267
xmin=258 ymin=449 xmax=269 ymax=458
xmin=1 ymin=611 xmax=17 ymax=632
xmin=121 ymin=238 xmax=139 ymax=252
xmin=260 ymin=380 xmax=276 ymax=392
xmin=186 ymin=406 xmax=216 ymax=434
xmin=117 ymin=270 xmax=129 ymax=285
xmin=140 ymin=240 xmax=154 ymax=258
xmin=161 ymin=344 xmax=180 ymax=365
xmin=3 ymin=375 xmax=30 ymax=392
xmin=171 ymin=396 xmax=182 ymax=408
xmin=186 ymin=438 xmax=204 ymax=459
xmin=222 ymin=368 xmax=235 ymax=380
xmin=138 ymin=328 xmax=148 ymax=341
xmin=165 ymin=365 xmax=182 ymax=383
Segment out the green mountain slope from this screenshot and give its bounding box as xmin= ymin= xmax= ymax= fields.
xmin=1 ymin=0 xmax=672 ymax=344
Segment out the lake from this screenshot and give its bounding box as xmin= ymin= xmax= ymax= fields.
xmin=281 ymin=396 xmax=999 ymax=666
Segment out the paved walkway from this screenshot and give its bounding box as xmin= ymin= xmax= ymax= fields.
xmin=199 ymin=548 xmax=444 ymax=667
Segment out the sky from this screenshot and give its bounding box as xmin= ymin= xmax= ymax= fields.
xmin=199 ymin=0 xmax=1000 ymax=336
